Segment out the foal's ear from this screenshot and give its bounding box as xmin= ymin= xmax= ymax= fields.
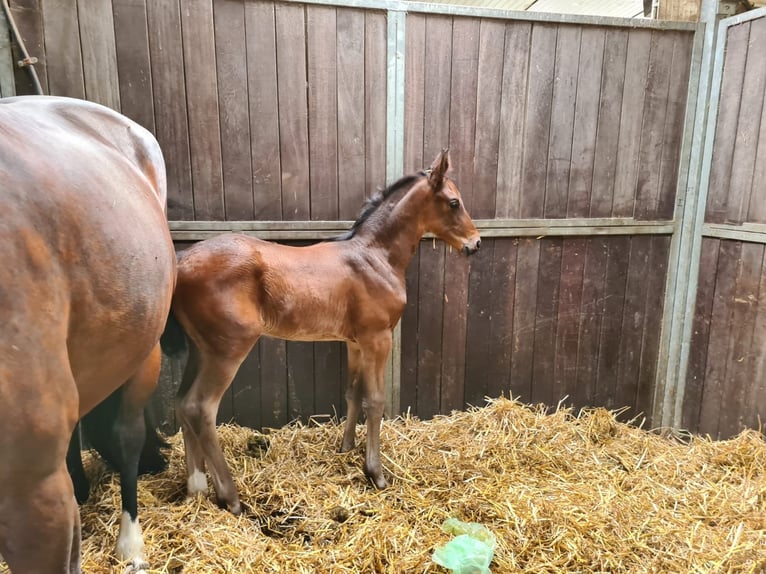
xmin=428 ymin=148 xmax=450 ymax=191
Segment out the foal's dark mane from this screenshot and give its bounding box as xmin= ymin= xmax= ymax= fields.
xmin=329 ymin=171 xmax=426 ymax=242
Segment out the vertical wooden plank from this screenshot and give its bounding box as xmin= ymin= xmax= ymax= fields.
xmin=314 ymin=342 xmax=343 ymax=418
xmin=612 ymin=29 xmax=651 ymax=217
xmin=487 ymin=239 xmax=517 ymax=400
xmin=275 ymin=3 xmax=310 ymax=220
xmin=681 ymin=237 xmax=719 ymax=432
xmin=441 ymin=16 xmax=479 ymax=414
xmin=590 ymin=29 xmax=628 ymax=217
xmin=746 ymin=21 xmax=766 ymax=224
xmin=464 ymin=241 xmax=495 ymax=407
xmin=635 ymin=235 xmax=670 ymax=423
xmin=634 ymin=31 xmax=675 ymax=220
xmin=495 ymin=21 xmax=531 ymax=219
xmin=574 ymin=237 xmax=609 ymax=406
xmin=286 ymin=342 xmax=315 ymax=422
xmin=471 ymin=19 xmax=505 ymax=219
xmin=531 ymin=238 xmax=562 ymax=405
xmin=181 ymin=0 xmax=224 ymax=220
xmin=399 ymin=248 xmax=420 ymax=413
xmin=416 ymin=243 xmax=445 ymax=418
xmin=246 ymin=1 xmax=281 ymax=220
xmin=745 ymin=248 xmax=766 ymax=434
xmin=510 ymin=238 xmax=540 ymax=402
xmin=215 ymin=0 xmax=254 ymax=220
xmin=336 ymin=9 xmax=366 ymax=219
xmin=260 ymin=337 xmax=288 ymax=429
xmin=727 ymin=20 xmax=766 ymax=225
xmin=520 ymin=23 xmax=556 ymax=218
xmin=8 ymin=0 xmax=48 ymax=95
xmin=717 ymin=242 xmax=763 ymax=438
xmin=41 ymin=0 xmax=84 ymax=97
xmin=232 ymin=349 xmax=262 ymax=430
xmin=364 ymin=11 xmax=387 ymax=193
xmin=555 ymin=238 xmax=586 ymax=406
xmin=657 ymin=32 xmax=693 ymax=219
xmin=698 ymin=241 xmax=742 ymax=438
xmin=567 ymin=27 xmax=604 ymax=218
xmin=615 ymin=236 xmax=652 ymax=413
xmin=544 ymin=25 xmax=580 ymax=219
xmin=147 ymin=0 xmax=193 ymax=220
xmin=705 ymin=23 xmax=749 ymax=224
xmin=78 ymin=0 xmax=119 ymax=109
xmin=113 ymin=0 xmax=155 ymax=132
xmin=422 ymin=15 xmax=452 ymax=162
xmin=594 ymin=237 xmax=630 ymax=410
xmin=403 ymin=14 xmax=425 ymax=174
xmin=306 ymin=5 xmax=338 ymax=221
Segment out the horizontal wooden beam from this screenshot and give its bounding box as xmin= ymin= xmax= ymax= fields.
xmin=169 ymin=218 xmax=675 ymax=241
xmin=703 ymin=222 xmax=766 ymax=244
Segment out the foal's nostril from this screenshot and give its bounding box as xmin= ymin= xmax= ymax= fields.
xmin=475 ymin=239 xmax=481 ymax=250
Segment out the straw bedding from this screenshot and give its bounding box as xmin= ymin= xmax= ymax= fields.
xmin=4 ymin=397 xmax=766 ymax=573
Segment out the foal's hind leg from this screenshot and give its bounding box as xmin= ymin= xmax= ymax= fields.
xmin=112 ymin=344 xmax=163 ymax=572
xmin=177 ymin=338 xmax=257 ymax=515
xmin=340 ymin=343 xmax=363 ymax=453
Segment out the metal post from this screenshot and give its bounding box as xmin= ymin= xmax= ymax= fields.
xmin=384 ymin=10 xmax=406 ymax=418
xmin=654 ymin=0 xmax=722 ymax=428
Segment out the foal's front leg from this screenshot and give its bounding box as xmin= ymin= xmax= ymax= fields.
xmin=359 ymin=332 xmax=392 ymax=489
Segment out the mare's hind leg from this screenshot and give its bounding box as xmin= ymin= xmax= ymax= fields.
xmin=113 ymin=344 xmax=163 ymax=572
xmin=177 ymin=338 xmax=257 ymax=515
xmin=358 ymin=332 xmax=392 ymax=489
xmin=340 ymin=343 xmax=363 ymax=452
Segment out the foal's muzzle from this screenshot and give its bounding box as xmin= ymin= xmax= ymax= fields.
xmin=463 ymin=237 xmax=481 ymax=256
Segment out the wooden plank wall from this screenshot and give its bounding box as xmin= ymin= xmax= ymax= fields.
xmin=402 ymin=15 xmax=693 ymax=422
xmin=7 ymin=0 xmax=697 ymax=430
xmin=684 ymin=17 xmax=766 ymax=439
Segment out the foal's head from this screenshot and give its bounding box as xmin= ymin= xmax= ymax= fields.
xmin=420 ymin=150 xmax=481 ymax=255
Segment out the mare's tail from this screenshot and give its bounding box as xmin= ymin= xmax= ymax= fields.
xmin=160 ymin=309 xmax=187 ymax=358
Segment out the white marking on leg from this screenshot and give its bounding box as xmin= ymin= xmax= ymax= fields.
xmin=115 ymin=511 xmax=146 ymax=565
xmin=187 ymin=468 xmax=208 ymax=495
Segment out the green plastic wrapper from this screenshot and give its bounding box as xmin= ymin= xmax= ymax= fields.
xmin=432 ymin=518 xmax=496 ymax=574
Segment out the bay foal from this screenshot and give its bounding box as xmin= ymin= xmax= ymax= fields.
xmin=167 ymin=150 xmax=480 ymax=514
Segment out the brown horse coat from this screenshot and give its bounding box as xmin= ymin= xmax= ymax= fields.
xmin=0 ymin=96 xmax=175 ymax=574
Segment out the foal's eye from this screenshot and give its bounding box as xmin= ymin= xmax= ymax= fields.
xmin=449 ymin=199 xmax=460 ymax=209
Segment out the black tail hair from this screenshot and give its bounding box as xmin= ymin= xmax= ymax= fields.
xmin=160 ymin=309 xmax=187 ymax=358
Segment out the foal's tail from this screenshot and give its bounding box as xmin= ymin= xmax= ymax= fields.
xmin=160 ymin=309 xmax=187 ymax=358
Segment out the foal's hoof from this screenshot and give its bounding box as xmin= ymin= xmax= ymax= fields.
xmin=123 ymin=558 xmax=149 ymax=574
xmin=364 ymin=468 xmax=389 ymax=490
xmin=217 ymin=496 xmax=242 ymax=516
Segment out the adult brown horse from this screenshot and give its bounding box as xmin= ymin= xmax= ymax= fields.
xmin=0 ymin=96 xmax=175 ymax=573
xmin=162 ymin=150 xmax=480 ymax=515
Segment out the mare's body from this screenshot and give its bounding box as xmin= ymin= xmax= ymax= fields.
xmin=164 ymin=151 xmax=480 ymax=514
xmin=0 ymin=96 xmax=175 ymax=573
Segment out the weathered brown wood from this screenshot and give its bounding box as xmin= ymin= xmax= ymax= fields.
xmin=231 ymin=344 xmax=262 ymax=430
xmin=464 ymin=241 xmax=495 ymax=407
xmin=337 ymin=9 xmax=366 ymax=219
xmin=275 ymin=3 xmax=310 ymax=220
xmin=486 ymin=239 xmax=517 ymax=400
xmin=520 ymin=23 xmax=556 ymax=219
xmin=246 ymin=0 xmax=282 ymax=220
xmin=416 ymin=243 xmax=445 ymax=418
xmin=8 ymin=0 xmax=48 ymax=95
xmin=657 ymin=31 xmax=694 ymax=219
xmin=77 ymin=0 xmax=119 ymax=109
xmin=531 ymin=238 xmax=562 ymax=405
xmin=441 ymin=16 xmax=479 ymax=414
xmin=635 ymin=31 xmax=675 ymax=220
xmin=41 ymin=0 xmax=83 ymax=97
xmin=364 ymin=11 xmax=386 ymax=192
xmin=682 ymin=238 xmax=719 ymax=432
xmin=728 ymin=21 xmax=765 ymax=225
xmin=544 ymin=25 xmax=580 ymax=219
xmin=313 ymin=342 xmax=343 ymax=418
xmin=613 ymin=29 xmax=651 ymax=217
xmin=471 ymin=18 xmax=505 ymax=218
xmin=717 ymin=242 xmax=763 ymax=438
xmin=746 ymin=247 xmax=766 ymax=435
xmin=495 ymin=21 xmax=531 ymax=219
xmin=698 ymin=241 xmax=742 ymax=438
xmin=181 ymin=0 xmax=224 ymax=220
xmin=147 ymin=0 xmax=193 ymax=220
xmin=657 ymin=0 xmax=700 ymax=21
xmin=404 ymin=13 xmax=426 ymax=174
xmin=567 ymin=27 xmax=604 ymax=218
xmin=554 ymin=238 xmax=586 ymax=406
xmin=399 ymin=247 xmax=421 ymax=413
xmin=214 ymin=0 xmax=254 ymax=220
xmin=590 ymin=28 xmax=628 ymax=217
xmin=745 ymin=19 xmax=766 ymax=225
xmin=705 ymin=22 xmax=749 ymax=224
xmin=511 ymin=238 xmax=540 ymax=402
xmin=260 ymin=337 xmax=288 ymax=429
xmin=113 ymin=0 xmax=154 ymax=132
xmin=422 ymin=15 xmax=452 ymax=162
xmin=286 ymin=341 xmax=315 ymax=422
xmin=306 ymin=5 xmax=338 ymax=221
